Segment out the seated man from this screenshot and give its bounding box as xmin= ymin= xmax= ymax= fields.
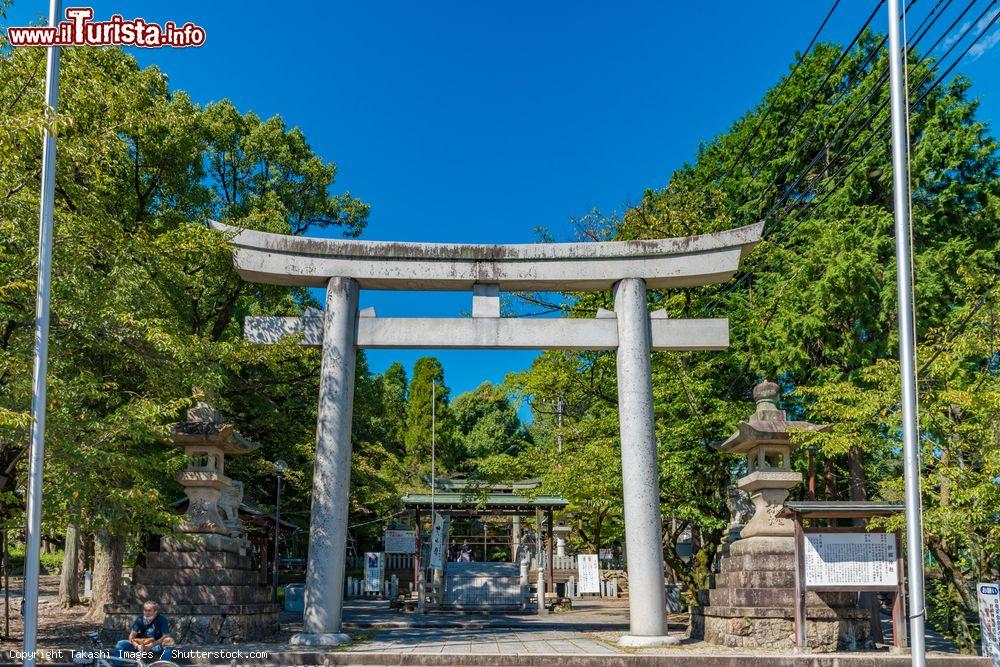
xmin=114 ymin=601 xmax=174 ymax=665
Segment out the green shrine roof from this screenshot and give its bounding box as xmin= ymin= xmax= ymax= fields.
xmin=401 ymin=492 xmax=568 ymax=515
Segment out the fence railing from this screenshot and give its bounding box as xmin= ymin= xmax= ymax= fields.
xmin=346 ymin=553 xmax=414 ymax=571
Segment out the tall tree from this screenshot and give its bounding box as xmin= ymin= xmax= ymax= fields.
xmin=403 ymin=357 xmax=454 ymax=478
xmin=505 ymin=31 xmax=999 ymax=638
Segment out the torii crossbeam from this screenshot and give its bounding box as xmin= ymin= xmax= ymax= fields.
xmin=213 ymin=220 xmax=762 ymax=647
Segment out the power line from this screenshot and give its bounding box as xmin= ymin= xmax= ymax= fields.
xmin=730 ymin=0 xmax=890 ymax=207
xmin=696 ymin=0 xmax=992 ymax=316
xmin=708 ymin=0 xmax=985 ymax=278
xmin=740 ymin=0 xmax=939 ymax=227
xmin=720 ymin=0 xmax=844 ymax=185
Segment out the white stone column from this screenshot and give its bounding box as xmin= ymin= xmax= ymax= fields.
xmin=614 ymin=278 xmax=675 ymax=646
xmin=291 ymin=277 xmax=359 ymax=646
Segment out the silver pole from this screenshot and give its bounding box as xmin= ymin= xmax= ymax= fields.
xmin=556 ymin=399 xmax=563 ymax=455
xmin=430 ymin=380 xmax=435 ymax=515
xmin=886 ymin=1 xmax=926 ymax=664
xmin=24 ymin=2 xmax=61 ymax=665
xmin=272 ymin=473 xmax=282 ymax=601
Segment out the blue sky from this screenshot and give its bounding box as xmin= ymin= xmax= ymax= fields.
xmin=7 ymin=1 xmax=1000 ymax=408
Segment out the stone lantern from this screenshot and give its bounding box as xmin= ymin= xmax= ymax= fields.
xmin=102 ymin=400 xmax=281 ymax=644
xmin=165 ymin=400 xmax=258 ymax=552
xmin=552 ymin=518 xmax=572 ymax=558
xmin=718 ymin=381 xmax=828 ymax=539
xmin=691 ymin=381 xmax=870 ymax=650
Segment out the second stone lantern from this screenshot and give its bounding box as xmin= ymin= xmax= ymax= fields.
xmin=721 ymin=380 xmax=825 ymax=539
xmin=690 ymin=381 xmax=871 ymax=650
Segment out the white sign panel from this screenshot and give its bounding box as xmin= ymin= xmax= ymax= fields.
xmin=804 ymin=532 xmax=898 ymax=588
xmin=978 ymin=582 xmax=1000 ymax=663
xmin=429 ymin=512 xmax=450 ymax=570
xmin=577 ymin=554 xmax=600 ymax=594
xmin=384 ymin=529 xmax=416 ymax=554
xmin=364 ymin=552 xmax=383 ymax=592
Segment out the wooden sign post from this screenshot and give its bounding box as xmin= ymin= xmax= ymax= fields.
xmin=783 ymin=502 xmax=907 ymax=651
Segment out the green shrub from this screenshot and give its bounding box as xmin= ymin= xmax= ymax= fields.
xmin=6 ymin=546 xmax=64 ymax=575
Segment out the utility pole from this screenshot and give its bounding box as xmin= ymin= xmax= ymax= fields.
xmin=886 ymin=1 xmax=927 ymax=664
xmin=24 ymin=2 xmax=62 ymax=665
xmin=556 ymin=398 xmax=564 ymax=455
xmin=272 ymin=459 xmax=287 ymax=602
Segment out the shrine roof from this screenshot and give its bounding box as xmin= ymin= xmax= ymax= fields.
xmin=400 ymin=492 xmax=568 ymax=515
xmin=780 ymin=501 xmax=905 ymax=519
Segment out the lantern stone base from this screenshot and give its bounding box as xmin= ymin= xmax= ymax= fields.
xmin=102 ymin=548 xmax=279 ymax=644
xmin=690 ymin=536 xmax=871 ymax=651
xmin=161 ymin=533 xmax=248 ymax=555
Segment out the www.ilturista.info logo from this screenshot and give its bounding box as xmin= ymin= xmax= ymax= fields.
xmin=6 ymin=7 xmax=205 ymax=48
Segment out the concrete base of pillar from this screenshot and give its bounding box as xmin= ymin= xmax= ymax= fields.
xmin=618 ymin=634 xmax=681 ymax=648
xmin=289 ymin=632 xmax=351 ymax=646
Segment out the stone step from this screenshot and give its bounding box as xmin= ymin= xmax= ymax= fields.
xmin=133 ymin=566 xmax=266 ymax=586
xmin=692 ymin=604 xmax=870 ymax=621
xmin=707 ymin=587 xmax=858 ymax=609
xmin=718 ymin=553 xmax=795 ymax=573
xmin=714 ymin=570 xmax=796 ymax=589
xmin=104 ymin=601 xmax=281 ymax=616
xmin=133 ymin=583 xmax=273 ymax=605
xmin=102 ymin=609 xmax=280 ymax=645
xmin=145 ymin=551 xmax=253 ymax=570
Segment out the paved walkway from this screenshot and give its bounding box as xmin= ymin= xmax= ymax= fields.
xmin=338 ymin=598 xmax=633 ymax=631
xmin=345 ymin=627 xmax=624 ymax=655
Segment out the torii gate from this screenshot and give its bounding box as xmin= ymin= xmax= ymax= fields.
xmin=213 ymin=220 xmax=762 ymax=647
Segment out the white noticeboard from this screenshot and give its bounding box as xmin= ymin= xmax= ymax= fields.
xmin=577 ymin=554 xmax=600 ymax=594
xmin=804 ymin=532 xmax=898 ymax=588
xmin=364 ymin=552 xmax=383 ymax=593
xmin=384 ymin=529 xmax=416 ymax=554
xmin=978 ymin=582 xmax=1000 ymax=663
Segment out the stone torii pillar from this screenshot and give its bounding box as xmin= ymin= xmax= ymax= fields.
xmin=298 ymin=277 xmax=358 ymax=645
xmin=212 ymin=219 xmax=762 ymax=646
xmin=615 ymin=278 xmax=672 ymax=645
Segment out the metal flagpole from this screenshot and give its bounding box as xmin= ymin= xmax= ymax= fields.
xmin=886 ymin=1 xmax=926 ymax=664
xmin=430 ymin=380 xmax=436 ymax=515
xmin=24 ymin=2 xmax=62 ymax=665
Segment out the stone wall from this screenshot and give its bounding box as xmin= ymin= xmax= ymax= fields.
xmin=103 ymin=551 xmax=280 ymax=644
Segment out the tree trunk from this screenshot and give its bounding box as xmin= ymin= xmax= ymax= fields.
xmin=84 ymin=528 xmax=125 ymax=622
xmin=823 ymin=460 xmax=835 ymax=500
xmin=929 ymin=538 xmax=978 ymax=652
xmin=58 ymin=524 xmax=81 ymax=608
xmin=76 ymin=532 xmax=89 ymax=590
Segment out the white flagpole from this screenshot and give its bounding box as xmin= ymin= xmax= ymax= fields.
xmin=886 ymin=1 xmax=927 ymax=665
xmin=24 ymin=1 xmax=62 ymax=665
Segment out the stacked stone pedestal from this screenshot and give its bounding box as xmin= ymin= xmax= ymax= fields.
xmin=691 ymin=537 xmax=870 ymax=651
xmin=103 ymin=548 xmax=280 ymax=644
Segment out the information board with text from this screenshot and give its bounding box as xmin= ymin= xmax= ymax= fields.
xmin=384 ymin=528 xmax=416 ymax=554
xmin=804 ymin=532 xmax=898 ymax=588
xmin=577 ymin=554 xmax=600 ymax=594
xmin=978 ymin=582 xmax=1000 ymax=662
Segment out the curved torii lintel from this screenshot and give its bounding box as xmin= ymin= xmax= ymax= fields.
xmin=210 ymin=220 xmax=763 ymax=291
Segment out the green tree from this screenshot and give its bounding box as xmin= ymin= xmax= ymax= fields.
xmin=0 ymin=39 xmax=381 ymax=615
xmin=507 ymin=31 xmax=998 ymax=637
xmin=403 ymin=357 xmax=454 ymax=478
xmin=451 ymin=381 xmax=529 ymax=462
xmin=378 ymin=361 xmax=408 ymax=458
